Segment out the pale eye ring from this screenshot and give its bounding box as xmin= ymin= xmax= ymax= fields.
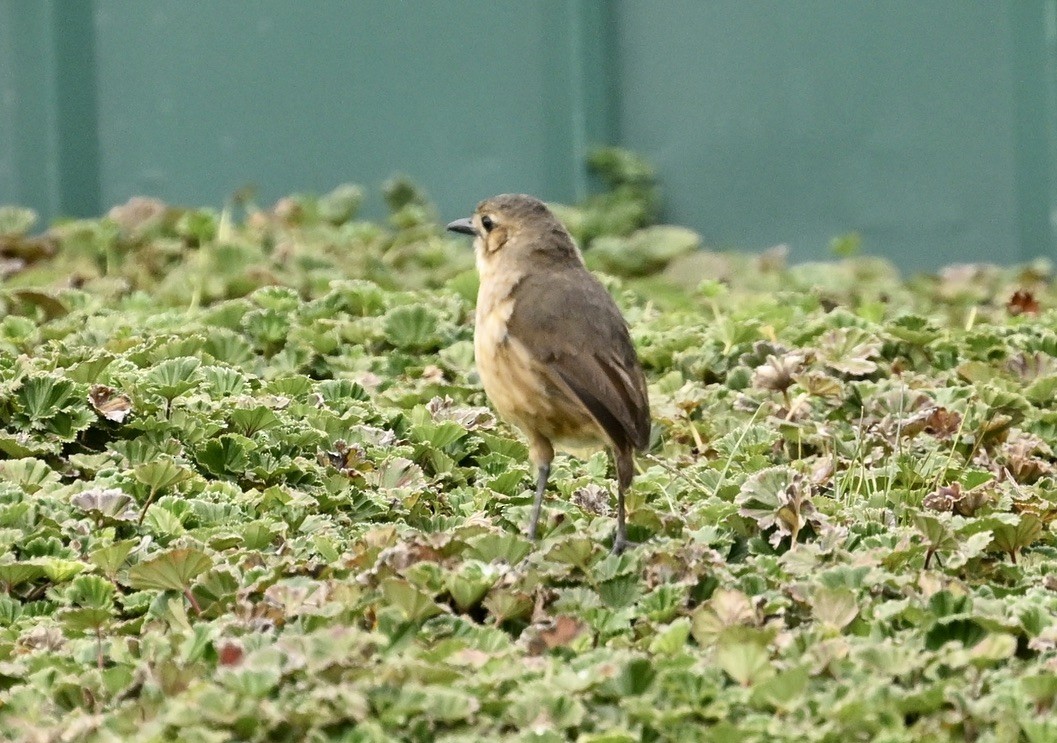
xmin=481 ymin=215 xmax=495 ymax=232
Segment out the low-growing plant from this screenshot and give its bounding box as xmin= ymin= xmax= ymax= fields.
xmin=0 ymin=155 xmax=1056 ymax=740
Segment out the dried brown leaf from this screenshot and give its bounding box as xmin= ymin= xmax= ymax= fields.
xmin=1007 ymin=289 xmax=1040 ymax=316
xmin=89 ymin=385 xmax=133 ymax=423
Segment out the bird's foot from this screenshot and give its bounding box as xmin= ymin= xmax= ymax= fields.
xmin=610 ymin=535 xmax=640 ymax=555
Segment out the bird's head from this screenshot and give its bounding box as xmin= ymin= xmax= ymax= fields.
xmin=447 ymin=194 xmax=580 ymax=274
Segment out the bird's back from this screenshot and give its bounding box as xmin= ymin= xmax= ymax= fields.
xmin=505 ymin=264 xmax=650 ymax=453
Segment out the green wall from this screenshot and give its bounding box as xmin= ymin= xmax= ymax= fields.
xmin=2 ymin=1 xmax=1055 ymax=269
xmin=617 ymin=1 xmax=1051 ymax=268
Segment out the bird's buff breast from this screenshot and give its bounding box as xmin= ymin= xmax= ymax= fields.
xmin=474 ymin=280 xmax=602 ymax=450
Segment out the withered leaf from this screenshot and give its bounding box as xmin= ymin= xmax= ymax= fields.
xmin=923 ymin=481 xmax=991 ymax=517
xmin=426 ymin=395 xmax=496 ymax=430
xmin=924 ymin=407 xmax=962 ymax=440
xmin=524 ymin=614 xmax=588 ymax=655
xmin=107 ymin=196 xmax=170 ymax=238
xmin=320 ymin=439 xmax=369 ymax=474
xmin=572 ymin=483 xmax=611 ymax=516
xmin=752 ymin=352 xmax=806 ymax=393
xmin=217 ymin=641 xmax=244 ymax=667
xmin=923 ymin=483 xmax=960 ymax=513
xmin=1007 ymin=289 xmax=1040 ymax=316
xmin=89 ymin=385 xmax=133 ymax=423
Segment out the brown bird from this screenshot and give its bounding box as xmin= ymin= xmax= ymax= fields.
xmin=447 ymin=194 xmax=651 ymax=553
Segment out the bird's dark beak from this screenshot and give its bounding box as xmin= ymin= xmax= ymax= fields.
xmin=446 ymin=217 xmax=476 ymax=236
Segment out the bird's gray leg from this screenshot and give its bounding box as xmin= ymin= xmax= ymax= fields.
xmin=612 ymin=482 xmax=630 ymax=554
xmin=528 ymin=462 xmax=549 ymax=540
xmin=611 ymin=447 xmax=636 ymax=554
xmin=527 ymin=436 xmax=554 ymax=541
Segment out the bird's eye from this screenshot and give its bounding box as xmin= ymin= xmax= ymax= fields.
xmin=481 ymin=215 xmax=495 ymax=232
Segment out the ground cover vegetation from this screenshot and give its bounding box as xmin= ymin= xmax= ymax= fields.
xmin=1 ymin=150 xmax=1057 ymax=741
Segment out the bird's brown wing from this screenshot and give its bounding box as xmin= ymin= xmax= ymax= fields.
xmin=506 ymin=268 xmax=650 ymax=451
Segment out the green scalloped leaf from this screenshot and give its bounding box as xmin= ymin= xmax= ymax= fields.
xmin=126 ymin=548 xmax=213 ymax=592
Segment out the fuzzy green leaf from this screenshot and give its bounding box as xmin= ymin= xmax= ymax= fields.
xmin=126 ymin=548 xmax=213 ymax=592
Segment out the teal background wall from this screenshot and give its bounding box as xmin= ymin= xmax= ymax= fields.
xmin=2 ymin=1 xmax=1056 ymax=270
xmin=616 ymin=2 xmax=1047 ymax=268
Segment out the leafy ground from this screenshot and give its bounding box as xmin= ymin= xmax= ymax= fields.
xmin=2 ymin=153 xmax=1057 ymax=742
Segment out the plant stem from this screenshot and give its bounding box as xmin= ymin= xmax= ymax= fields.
xmin=184 ymin=587 xmax=202 ymax=615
